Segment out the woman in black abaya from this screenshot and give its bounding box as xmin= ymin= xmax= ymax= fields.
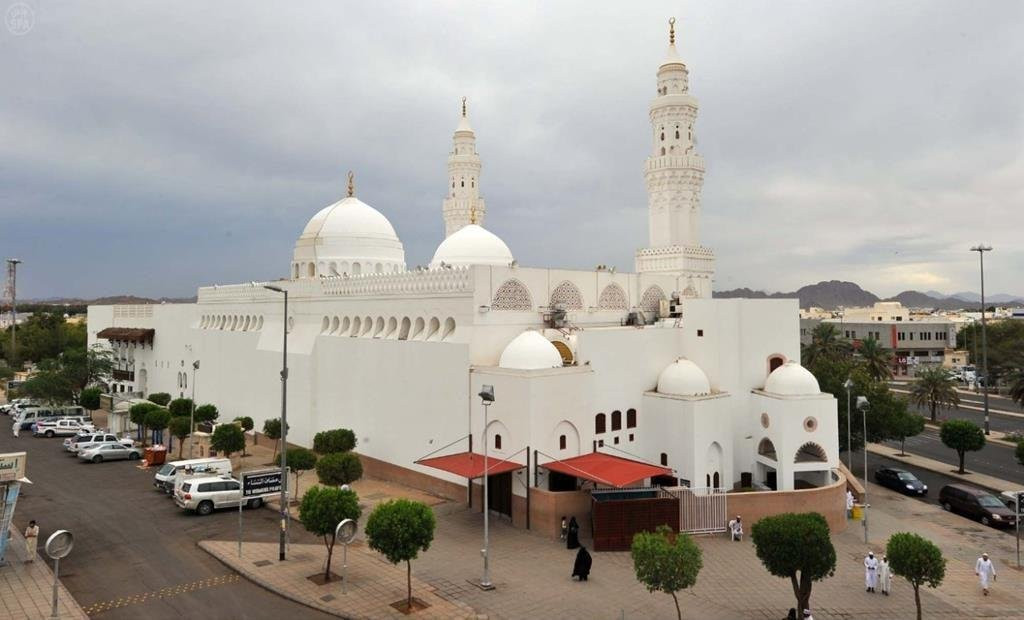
xmin=566 ymin=516 xmax=580 ymax=549
xmin=572 ymin=546 xmax=592 ymax=581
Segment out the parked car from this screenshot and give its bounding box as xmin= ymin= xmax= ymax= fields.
xmin=1000 ymin=491 xmax=1024 ymax=515
xmin=1 ymin=398 xmax=37 ymax=415
xmin=78 ymin=442 xmax=144 ymax=463
xmin=174 ymin=474 xmax=267 ymax=515
xmin=16 ymin=406 xmax=88 ymax=430
xmin=874 ymin=467 xmax=927 ymax=496
xmin=34 ymin=418 xmax=96 ymax=438
xmin=153 ymin=458 xmax=232 ymax=494
xmin=939 ymin=484 xmax=1017 ymax=527
xmin=65 ymin=432 xmax=134 ymax=454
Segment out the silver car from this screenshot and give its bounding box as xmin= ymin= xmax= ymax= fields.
xmin=78 ymin=442 xmax=144 ymax=463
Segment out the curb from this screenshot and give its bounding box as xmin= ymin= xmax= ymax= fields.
xmin=867 ymin=443 xmax=1020 ymax=494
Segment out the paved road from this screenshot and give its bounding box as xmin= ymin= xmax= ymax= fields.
xmin=848 ymin=450 xmax=963 ymax=508
xmin=892 ymin=385 xmax=1024 ymax=434
xmin=0 ymin=430 xmax=333 ymax=620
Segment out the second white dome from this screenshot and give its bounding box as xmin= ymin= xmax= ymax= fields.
xmin=499 ymin=331 xmax=563 ymax=370
xmin=657 ymin=358 xmax=711 ymax=396
xmin=430 ymin=224 xmax=513 ymax=269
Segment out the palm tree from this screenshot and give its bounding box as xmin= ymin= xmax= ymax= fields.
xmin=909 ymin=366 xmax=960 ymax=422
xmin=802 ymin=323 xmax=852 ymax=366
xmin=1008 ymin=366 xmax=1024 ymax=409
xmin=857 ymin=337 xmax=893 ymax=381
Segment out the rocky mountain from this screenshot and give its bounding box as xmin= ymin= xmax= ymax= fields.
xmin=22 ymin=295 xmax=197 ymax=305
xmin=715 ymin=281 xmax=1022 ymax=310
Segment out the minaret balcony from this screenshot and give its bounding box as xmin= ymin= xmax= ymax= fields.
xmin=645 ymin=155 xmax=705 ymax=173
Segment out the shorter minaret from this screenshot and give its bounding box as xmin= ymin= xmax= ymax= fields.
xmin=442 ymin=97 xmax=486 ymax=237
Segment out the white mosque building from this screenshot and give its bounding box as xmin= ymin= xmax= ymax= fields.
xmin=89 ymin=20 xmax=841 ymax=533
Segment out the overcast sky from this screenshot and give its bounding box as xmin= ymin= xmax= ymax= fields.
xmin=1 ymin=1 xmax=1021 ymax=300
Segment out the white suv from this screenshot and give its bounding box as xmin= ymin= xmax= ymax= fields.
xmin=65 ymin=432 xmax=133 ymax=453
xmin=175 ymin=475 xmax=266 ymax=516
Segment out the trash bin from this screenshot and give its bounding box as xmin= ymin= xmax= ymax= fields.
xmin=145 ymin=446 xmax=167 ymax=466
xmin=851 ymin=503 xmax=864 ymax=520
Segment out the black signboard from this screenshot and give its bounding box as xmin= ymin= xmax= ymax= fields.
xmin=242 ymin=470 xmax=283 ymax=497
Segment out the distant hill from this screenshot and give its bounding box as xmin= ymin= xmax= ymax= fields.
xmin=21 ymin=295 xmax=197 ymax=305
xmin=715 ymin=281 xmax=1023 ymax=310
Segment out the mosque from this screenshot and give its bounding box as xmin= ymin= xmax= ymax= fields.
xmin=89 ymin=20 xmax=841 ymax=534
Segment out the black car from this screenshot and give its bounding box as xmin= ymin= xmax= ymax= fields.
xmin=939 ymin=484 xmax=1017 ymax=528
xmin=874 ymin=467 xmax=927 ymax=496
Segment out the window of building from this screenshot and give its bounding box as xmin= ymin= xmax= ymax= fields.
xmin=675 ymin=129 xmax=680 ymax=139
xmin=697 ymin=329 xmax=704 ymax=337
xmin=614 ymin=437 xmax=620 ymax=445
xmin=494 ymin=434 xmax=501 ymax=450
xmin=628 ymin=433 xmax=634 ymax=442
xmin=909 ymin=333 xmax=914 ymax=340
xmin=660 ymin=147 xmax=666 ymax=156
xmin=626 ymin=409 xmax=636 ymax=428
xmin=598 ymin=439 xmax=604 ymax=447
xmin=660 ymin=453 xmax=668 ymax=466
xmin=559 ymin=435 xmax=566 ymax=450
xmin=595 ymin=413 xmax=606 ymax=434
xmin=611 ymin=410 xmax=622 ymax=431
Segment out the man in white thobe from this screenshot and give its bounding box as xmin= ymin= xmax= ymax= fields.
xmin=846 ymin=490 xmax=855 ymax=518
xmin=976 ymin=553 xmax=996 ymax=595
xmin=864 ymin=551 xmax=878 ymax=593
xmin=878 ymin=555 xmax=892 ymax=595
xmin=729 ymin=516 xmax=743 ymax=541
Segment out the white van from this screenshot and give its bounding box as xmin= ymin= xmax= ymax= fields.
xmin=154 ymin=457 xmax=232 ymax=494
xmin=16 ymin=405 xmax=87 ymax=430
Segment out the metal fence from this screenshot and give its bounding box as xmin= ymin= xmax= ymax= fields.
xmin=661 ymin=486 xmax=728 ymax=535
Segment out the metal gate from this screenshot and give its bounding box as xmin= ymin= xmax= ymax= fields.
xmin=662 ymin=486 xmax=727 ymax=535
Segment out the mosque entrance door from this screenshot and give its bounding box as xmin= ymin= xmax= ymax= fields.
xmin=487 ymin=472 xmax=512 ymax=518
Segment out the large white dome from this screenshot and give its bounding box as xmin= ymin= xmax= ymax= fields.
xmin=657 ymin=358 xmax=711 ymax=396
xmin=499 ymin=331 xmax=563 ymax=370
xmin=764 ymin=361 xmax=820 ymax=396
xmin=292 ymin=195 xmax=405 ymax=278
xmin=430 ymin=224 xmax=513 ymax=269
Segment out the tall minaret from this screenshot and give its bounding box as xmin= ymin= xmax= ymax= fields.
xmin=635 ymin=18 xmax=715 ymax=298
xmin=442 ymin=97 xmax=486 ymax=237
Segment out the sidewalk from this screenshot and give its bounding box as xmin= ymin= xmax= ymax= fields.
xmin=867 ymin=442 xmax=1022 ymax=493
xmin=0 ymin=528 xmax=87 ymax=619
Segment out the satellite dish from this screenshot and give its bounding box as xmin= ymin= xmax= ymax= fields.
xmin=335 ymin=519 xmax=357 ymax=544
xmin=45 ymin=530 xmax=74 ymax=560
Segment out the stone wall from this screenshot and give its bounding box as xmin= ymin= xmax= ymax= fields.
xmin=727 ymin=471 xmax=848 ymax=533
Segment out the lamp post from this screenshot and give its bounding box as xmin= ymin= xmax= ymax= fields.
xmin=264 ymin=284 xmax=289 ymax=562
xmin=5 ymin=258 xmax=21 ymax=367
xmin=189 ymin=360 xmax=199 ymax=457
xmin=843 ymin=378 xmax=853 ymax=471
xmin=970 ymin=245 xmax=992 ymax=435
xmin=857 ymin=395 xmax=870 ymax=544
xmin=478 ymin=384 xmax=495 ymax=590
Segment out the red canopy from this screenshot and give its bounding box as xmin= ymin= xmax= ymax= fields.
xmin=541 ymin=452 xmax=672 ymax=488
xmin=417 ymin=451 xmax=524 ymax=479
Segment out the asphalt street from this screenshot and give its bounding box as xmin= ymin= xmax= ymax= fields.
xmin=893 ymin=385 xmax=1024 ymax=435
xmin=880 ymin=428 xmax=1024 ymax=486
xmin=0 ymin=429 xmax=333 ymax=620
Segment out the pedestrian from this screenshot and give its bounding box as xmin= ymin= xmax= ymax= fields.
xmin=802 ymin=609 xmax=814 ymax=620
xmin=878 ymin=554 xmax=892 ymax=595
xmin=846 ymin=490 xmax=855 ymax=518
xmin=566 ymin=516 xmax=580 ymax=549
xmin=24 ymin=520 xmax=39 ymax=562
xmin=975 ymin=552 xmax=996 ymax=596
xmin=729 ymin=515 xmax=743 ymax=541
xmin=11 ymin=420 xmax=19 ymax=438
xmin=571 ymin=545 xmax=592 ymax=581
xmin=560 ymin=515 xmax=567 ymax=542
xmin=864 ymin=551 xmax=878 ymax=593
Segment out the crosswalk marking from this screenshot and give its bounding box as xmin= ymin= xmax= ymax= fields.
xmin=82 ymin=573 xmax=241 ymax=616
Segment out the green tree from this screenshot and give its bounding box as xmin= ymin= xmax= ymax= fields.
xmin=313 ymin=428 xmax=357 ymax=454
xmin=939 ymin=419 xmax=985 ymax=474
xmin=194 ymin=403 xmax=219 ymax=425
xmin=909 ymin=366 xmax=960 ymax=422
xmin=1008 ymin=367 xmax=1024 ymax=410
xmin=148 ymin=392 xmax=172 ymax=406
xmin=168 ymin=416 xmax=192 ymax=459
xmin=234 ymin=416 xmax=254 ymax=455
xmin=129 ymin=402 xmax=162 ymax=444
xmin=279 ymin=447 xmax=317 ymax=491
xmin=365 ymin=499 xmax=436 ymax=611
xmin=857 ymin=337 xmax=893 ymax=381
xmin=263 ymin=418 xmax=282 ymax=461
xmin=1015 ymin=439 xmax=1024 ymax=468
xmin=630 ymin=525 xmax=703 ymax=620
xmin=298 ymin=486 xmax=361 ymax=581
xmin=886 ymin=532 xmax=946 ymax=620
xmin=751 ymin=512 xmax=836 ymax=613
xmin=19 ymin=358 xmax=74 ymax=404
xmin=168 ymin=398 xmax=194 ymax=418
xmin=60 ymin=344 xmax=114 ymax=396
xmin=145 ymin=408 xmax=171 ymax=445
xmin=211 ymin=424 xmax=246 ymax=463
xmin=79 ymin=387 xmax=102 ymax=411
xmin=316 ymin=452 xmax=363 ymax=486
xmin=801 ymin=323 xmax=852 ymax=367
xmin=890 ymin=412 xmax=925 ymax=456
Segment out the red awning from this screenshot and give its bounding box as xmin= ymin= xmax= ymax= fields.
xmin=96 ymin=327 xmax=155 ymax=343
xmin=417 ymin=452 xmax=524 ymax=479
xmin=541 ymin=452 xmax=672 ymax=488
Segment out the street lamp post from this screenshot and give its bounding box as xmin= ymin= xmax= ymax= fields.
xmin=970 ymin=245 xmax=992 ymax=435
xmin=478 ymin=384 xmax=495 ymax=590
xmin=189 ymin=360 xmax=199 ymax=457
xmin=858 ymin=395 xmax=870 ymax=544
xmin=264 ymin=284 xmax=289 ymax=562
xmin=5 ymin=259 xmax=21 ymax=367
xmin=843 ymin=378 xmax=853 ymax=471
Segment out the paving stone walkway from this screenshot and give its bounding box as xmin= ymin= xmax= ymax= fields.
xmin=0 ymin=528 xmax=87 ymax=619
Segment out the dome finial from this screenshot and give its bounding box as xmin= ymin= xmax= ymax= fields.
xmin=462 ymin=96 xmax=467 ymax=118
xmin=347 ymin=171 xmax=355 ymax=197
xmin=469 ymin=204 xmax=478 ymax=225
xmin=669 ymin=17 xmax=676 ymax=45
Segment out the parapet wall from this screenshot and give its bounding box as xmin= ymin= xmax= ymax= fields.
xmin=727 ymin=470 xmax=848 ymax=533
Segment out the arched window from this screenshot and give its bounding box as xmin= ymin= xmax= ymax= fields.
xmin=307 ymin=263 xmax=315 ymax=278
xmin=757 ymin=438 xmax=778 ymax=461
xmin=706 ymin=474 xmax=711 ymax=488
xmin=491 ymin=279 xmax=533 ymax=311
xmin=713 ymin=472 xmax=720 ymax=489
xmin=794 ymin=442 xmax=828 ymax=463
xmin=660 ymin=453 xmax=668 ymax=466
xmin=352 ymin=262 xmax=362 ymax=275
xmin=675 ymin=129 xmax=680 ymax=139
xmin=460 ymin=179 xmax=465 ymax=187
xmin=549 ymin=280 xmax=584 ymax=310
xmin=559 ymin=435 xmax=567 ymax=450
xmin=660 ymin=147 xmax=666 ymax=156
xmin=626 ymin=409 xmax=637 ymax=428
xmin=660 ymin=132 xmax=665 ymax=141
xmin=595 ymin=413 xmax=606 ymax=434
xmin=611 ymin=410 xmax=622 ymax=431
xmin=598 ymin=283 xmax=628 ymax=310
xmin=494 ymin=434 xmax=502 ymax=450
xmin=768 ymin=355 xmax=785 ymax=375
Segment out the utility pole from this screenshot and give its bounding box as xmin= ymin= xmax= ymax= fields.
xmin=970 ymin=245 xmax=992 ymax=435
xmin=5 ymin=259 xmax=21 ymax=367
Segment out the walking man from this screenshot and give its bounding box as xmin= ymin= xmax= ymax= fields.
xmin=11 ymin=420 xmax=19 ymax=438
xmin=864 ymin=551 xmax=878 ymax=593
xmin=878 ymin=554 xmax=892 ymax=595
xmin=846 ymin=490 xmax=855 ymax=518
xmin=23 ymin=520 xmax=39 ymax=562
xmin=976 ymin=552 xmax=996 ymax=596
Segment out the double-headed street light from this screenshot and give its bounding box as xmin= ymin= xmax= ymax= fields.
xmin=478 ymin=384 xmax=495 ymax=590
xmin=970 ymin=244 xmax=992 ymax=435
xmin=263 ymin=284 xmax=289 ymax=562
xmin=857 ymin=395 xmax=870 ymax=544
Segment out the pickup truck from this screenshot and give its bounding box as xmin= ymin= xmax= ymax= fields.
xmin=34 ymin=418 xmax=96 ymax=438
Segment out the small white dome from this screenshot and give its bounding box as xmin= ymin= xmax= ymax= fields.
xmin=657 ymin=358 xmax=711 ymax=396
xmin=499 ymin=331 xmax=562 ymax=370
xmin=764 ymin=361 xmax=820 ymax=396
xmin=430 ymin=224 xmax=513 ymax=268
